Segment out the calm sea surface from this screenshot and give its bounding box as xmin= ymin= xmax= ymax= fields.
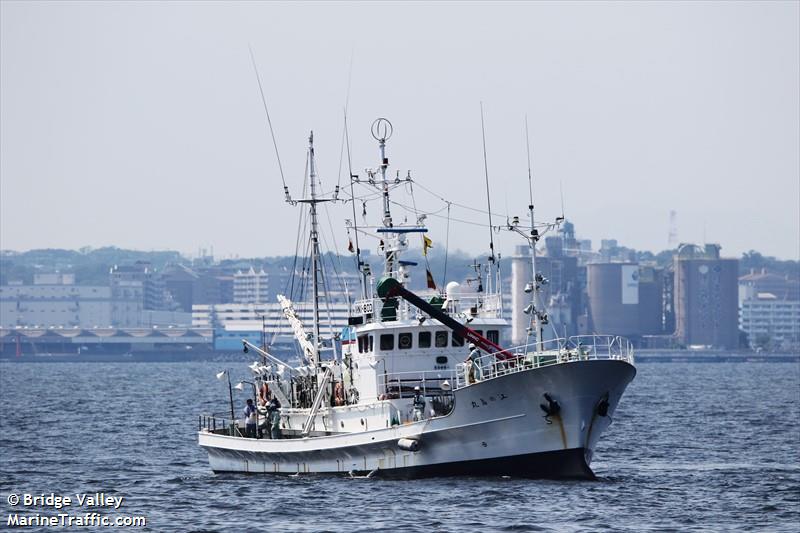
xmin=1 ymin=359 xmax=798 ymax=532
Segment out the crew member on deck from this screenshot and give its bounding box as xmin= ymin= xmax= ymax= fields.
xmin=412 ymin=386 xmax=426 ymax=421
xmin=243 ymin=399 xmax=257 ymax=438
xmin=466 ymin=343 xmax=482 ymax=383
xmin=267 ymin=396 xmax=282 ymax=439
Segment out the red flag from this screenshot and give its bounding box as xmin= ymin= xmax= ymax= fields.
xmin=347 ymin=239 xmax=354 ymax=253
xmin=426 ymin=269 xmax=436 ymax=290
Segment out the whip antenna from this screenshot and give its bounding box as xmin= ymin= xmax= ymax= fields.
xmin=525 ymin=116 xmax=535 ymax=213
xmin=344 ymin=111 xmax=367 ymax=298
xmin=335 ymin=49 xmax=355 ymax=194
xmin=480 ymin=102 xmax=496 ymax=264
xmin=248 ymin=44 xmax=290 ymax=202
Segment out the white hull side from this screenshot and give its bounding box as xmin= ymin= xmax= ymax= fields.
xmin=199 ymin=359 xmax=635 ymax=478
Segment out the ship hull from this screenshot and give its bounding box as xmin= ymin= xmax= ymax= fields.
xmin=359 ymin=447 xmax=594 ymax=479
xmin=200 ymin=359 xmax=635 ymax=479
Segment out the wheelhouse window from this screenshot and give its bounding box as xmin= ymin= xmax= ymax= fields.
xmin=380 ymin=334 xmax=394 ymax=351
xmin=398 ymin=332 xmax=413 ymax=350
xmin=487 ymin=330 xmax=499 ymax=344
xmin=369 ymin=335 xmax=374 ymax=352
xmin=357 ymin=335 xmax=368 ymax=353
xmin=435 ymin=331 xmax=448 ymax=348
xmin=474 ymin=329 xmax=483 ymax=337
xmin=418 ymin=331 xmax=431 ymax=348
xmin=451 ymin=333 xmax=464 ymax=347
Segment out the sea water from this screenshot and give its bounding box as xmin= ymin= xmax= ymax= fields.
xmin=1 ymin=360 xmax=798 ymax=532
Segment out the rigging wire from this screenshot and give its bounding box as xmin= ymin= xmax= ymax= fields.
xmin=286 ymin=156 xmax=311 ymax=298
xmin=409 ymin=179 xmax=514 ymax=220
xmin=390 ymin=199 xmax=499 ymax=229
xmin=314 ymin=235 xmax=339 ymax=360
xmin=321 ymin=203 xmax=351 ymax=300
xmin=247 ymin=45 xmax=288 ymax=193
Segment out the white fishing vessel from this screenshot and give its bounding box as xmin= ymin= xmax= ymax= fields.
xmin=198 ymin=118 xmax=636 ymax=479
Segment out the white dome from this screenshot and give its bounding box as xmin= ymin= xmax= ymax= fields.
xmin=445 ymin=281 xmax=461 ymax=299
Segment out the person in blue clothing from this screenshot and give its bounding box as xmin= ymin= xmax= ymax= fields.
xmin=243 ymin=398 xmax=257 ymax=438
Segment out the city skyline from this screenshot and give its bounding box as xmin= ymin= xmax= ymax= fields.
xmin=2 ymin=2 xmax=798 ymax=260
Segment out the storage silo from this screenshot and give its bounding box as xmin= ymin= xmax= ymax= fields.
xmin=673 ymin=251 xmax=739 ymax=349
xmin=587 ymin=263 xmax=640 ymax=337
xmin=638 ymin=266 xmax=664 ymax=334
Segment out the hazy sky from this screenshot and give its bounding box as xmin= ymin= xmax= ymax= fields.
xmin=1 ymin=1 xmax=798 ymax=260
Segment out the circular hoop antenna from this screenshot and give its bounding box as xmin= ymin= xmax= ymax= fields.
xmin=371 ymin=118 xmax=393 ymax=142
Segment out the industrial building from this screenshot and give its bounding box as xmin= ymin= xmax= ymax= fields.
xmin=0 ymin=280 xmax=112 ymax=328
xmin=638 ymin=265 xmax=666 ymax=335
xmin=160 ymin=264 xmax=234 ymax=312
xmin=673 ymin=244 xmax=739 ymax=349
xmin=583 ymin=262 xmax=668 ymax=344
xmin=109 ymin=262 xmax=162 ymax=326
xmin=586 ymin=262 xmax=641 ymax=338
xmin=193 ymin=301 xmax=351 ymax=351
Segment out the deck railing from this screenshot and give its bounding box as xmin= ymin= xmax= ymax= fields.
xmin=378 ymin=370 xmax=458 ymax=420
xmin=198 ymin=413 xmax=242 ymax=436
xmin=353 ymin=293 xmax=503 ymax=323
xmin=453 ymin=334 xmax=634 ymax=389
xmin=379 ymin=369 xmax=458 ymax=399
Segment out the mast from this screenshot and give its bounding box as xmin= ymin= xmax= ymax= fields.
xmin=525 ymin=118 xmax=543 ymax=351
xmin=282 ymin=133 xmax=338 ymax=365
xmin=308 ymin=132 xmax=322 ymax=365
xmin=371 ymin=118 xmax=395 ymax=277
